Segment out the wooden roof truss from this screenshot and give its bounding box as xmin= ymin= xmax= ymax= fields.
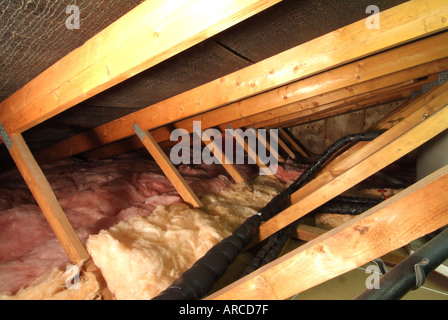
xmin=0 ymin=0 xmax=447 ymax=299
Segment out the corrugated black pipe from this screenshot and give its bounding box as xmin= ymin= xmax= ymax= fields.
xmin=239 ymin=197 xmax=384 ymax=278
xmin=239 ymin=132 xmax=384 ymax=279
xmin=315 ymin=197 xmax=384 ymax=215
xmin=288 ymin=132 xmax=383 ymax=192
xmin=353 ymin=227 xmax=448 ymax=300
xmin=152 ymin=131 xmax=383 ymax=300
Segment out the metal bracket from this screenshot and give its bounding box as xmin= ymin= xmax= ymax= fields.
xmin=132 ymin=122 xmax=147 ymax=141
xmin=372 ymin=258 xmax=388 ymax=275
xmin=413 ymin=257 xmax=429 ymax=290
xmin=0 ymin=122 xmax=13 ymax=150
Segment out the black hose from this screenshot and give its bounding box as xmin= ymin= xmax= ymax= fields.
xmin=239 ymin=132 xmax=385 ymax=279
xmin=152 ymin=188 xmax=292 ymax=300
xmin=287 ymin=132 xmax=383 ymax=192
xmin=239 ymin=223 xmax=296 ymax=278
xmin=152 ymin=131 xmax=383 ymax=300
xmin=330 ymin=196 xmax=384 ymax=205
xmin=314 ymin=196 xmax=384 ymax=215
xmin=238 ymin=197 xmax=384 ymax=278
xmin=353 ymin=227 xmax=448 ymax=300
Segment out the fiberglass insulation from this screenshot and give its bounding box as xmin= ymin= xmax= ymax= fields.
xmin=0 ymin=151 xmax=304 ymax=299
xmin=87 ymin=175 xmax=286 ymax=300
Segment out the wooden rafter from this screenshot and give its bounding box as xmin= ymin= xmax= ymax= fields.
xmin=36 ymin=34 xmax=448 ymax=164
xmin=0 ymin=0 xmax=280 ymax=143
xmin=80 ymin=42 xmax=448 ymax=163
xmin=270 ymin=72 xmax=441 ymax=129
xmin=67 ymin=59 xmax=447 ymax=165
xmin=249 ymin=59 xmax=447 ymax=129
xmin=34 ymin=1 xmax=448 ymax=163
xmin=256 ymin=84 xmax=448 ymax=244
xmin=207 ymin=164 xmax=448 ymax=300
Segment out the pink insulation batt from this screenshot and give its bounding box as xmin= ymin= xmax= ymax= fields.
xmin=0 ymin=152 xmax=304 ymax=295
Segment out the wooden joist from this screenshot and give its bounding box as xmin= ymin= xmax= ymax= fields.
xmin=0 ymin=0 xmax=280 ymax=143
xmin=256 ymin=83 xmax=448 ymax=243
xmin=133 ymin=123 xmax=202 ymax=208
xmin=35 ymin=1 xmax=448 ymax=163
xmin=207 ymin=164 xmax=448 ymax=300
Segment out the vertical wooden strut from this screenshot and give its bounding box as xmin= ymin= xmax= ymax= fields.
xmin=197 ymin=127 xmax=246 ymax=184
xmin=133 ymin=123 xmax=202 ymax=208
xmin=2 ymin=130 xmax=89 ymax=263
xmin=249 ymin=126 xmax=285 ymax=163
xmin=0 ymin=125 xmax=113 ymax=298
xmin=278 ymin=127 xmax=309 ymax=158
xmin=229 ymin=126 xmax=279 ymax=179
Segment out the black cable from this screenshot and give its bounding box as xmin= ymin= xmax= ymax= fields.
xmin=239 ymin=132 xmax=384 ymax=279
xmin=152 ymin=131 xmax=383 ymax=300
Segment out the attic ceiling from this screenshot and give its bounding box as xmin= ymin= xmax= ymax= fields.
xmin=0 ymin=0 xmax=409 ymax=172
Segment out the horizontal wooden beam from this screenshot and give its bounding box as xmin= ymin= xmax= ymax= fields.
xmin=256 ymin=84 xmax=448 ymax=243
xmin=207 ymin=164 xmax=448 ymax=300
xmin=35 ymin=1 xmax=448 ymax=163
xmin=0 ymin=0 xmax=280 ymax=142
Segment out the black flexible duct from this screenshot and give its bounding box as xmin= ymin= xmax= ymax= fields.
xmin=288 ymin=132 xmax=383 ymax=192
xmin=239 ymin=132 xmax=384 ymax=279
xmin=152 ymin=131 xmax=383 ymax=300
xmin=315 ymin=196 xmax=384 ymax=215
xmin=354 ymin=227 xmax=448 ymax=300
xmin=239 ymin=197 xmax=384 ymax=278
xmin=330 ymin=196 xmax=385 ymax=205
